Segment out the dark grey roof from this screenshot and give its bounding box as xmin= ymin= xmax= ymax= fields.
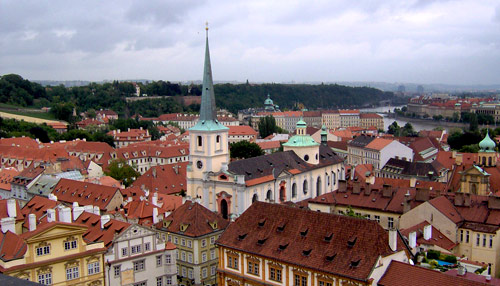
xmin=228 ymin=145 xmax=344 ymax=181
xmin=0 ymin=274 xmax=42 ymax=285
xmin=382 ymin=158 xmax=438 ymax=178
xmin=348 ymin=135 xmax=375 ymax=148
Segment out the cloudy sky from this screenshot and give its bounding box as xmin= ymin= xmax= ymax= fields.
xmin=1 ymin=0 xmax=499 ymax=85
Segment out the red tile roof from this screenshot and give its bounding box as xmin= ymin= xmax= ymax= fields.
xmin=0 ymin=168 xmax=19 ymax=191
xmin=379 ymin=261 xmax=487 ymax=286
xmin=130 ymin=163 xmax=187 ymax=195
xmin=0 ymin=231 xmax=27 ymax=261
xmin=74 ymin=211 xmax=130 ymax=249
xmin=365 ymin=138 xmax=393 ymax=151
xmin=217 ymin=202 xmax=401 ymax=282
xmin=228 ymin=126 xmax=257 ymax=136
xmin=0 ymin=199 xmax=23 ymax=222
xmin=51 ymin=179 xmax=123 ymax=211
xmin=400 ymin=221 xmax=456 ymax=251
xmin=359 ymin=113 xmax=382 ymax=119
xmin=428 ymin=196 xmax=463 ymax=224
xmin=159 ymin=201 xmax=229 ymax=237
xmin=20 ymin=195 xmax=60 ymax=229
xmin=0 ymin=137 xmax=39 ymax=148
xmin=256 ymin=140 xmax=282 ymax=150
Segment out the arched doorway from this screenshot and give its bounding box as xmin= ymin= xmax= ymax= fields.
xmin=220 ymin=199 xmax=228 ymax=219
xmin=316 ymin=176 xmax=322 ymax=197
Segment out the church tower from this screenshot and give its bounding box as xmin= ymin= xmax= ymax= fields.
xmin=187 ymin=25 xmax=229 ymax=197
xmin=478 ymin=130 xmax=497 ymax=167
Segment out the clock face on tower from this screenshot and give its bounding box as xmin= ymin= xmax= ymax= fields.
xmin=196 ymin=160 xmax=203 ymax=169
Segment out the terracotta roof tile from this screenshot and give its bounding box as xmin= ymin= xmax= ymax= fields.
xmin=0 ymin=231 xmax=27 ymax=261
xmin=51 ymin=179 xmax=122 ymax=211
xmin=74 ymin=211 xmax=130 ymax=248
xmin=400 ymin=221 xmax=456 ymax=251
xmin=130 ymin=163 xmax=187 ymax=195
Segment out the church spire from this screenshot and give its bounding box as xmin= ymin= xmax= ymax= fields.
xmin=199 ymin=23 xmax=217 ymax=122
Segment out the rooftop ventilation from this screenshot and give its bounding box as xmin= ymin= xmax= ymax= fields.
xmin=278 ymin=243 xmax=289 ymax=251
xmin=277 ymin=222 xmax=286 ymax=232
xmin=302 ymin=249 xmax=312 ymax=256
xmin=300 ymin=228 xmax=309 ymax=237
xmin=257 ymin=238 xmax=267 ymax=245
xmin=350 ymin=259 xmax=361 ymax=268
xmin=324 ymin=232 xmax=333 ymax=242
xmin=258 ymin=219 xmax=266 ymax=227
xmin=238 ymin=233 xmax=247 ymax=240
xmin=325 ymin=253 xmax=336 ymax=262
xmin=347 ymin=237 xmax=357 ymax=248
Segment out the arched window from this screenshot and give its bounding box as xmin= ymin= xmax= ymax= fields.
xmin=252 ymin=194 xmax=258 ymax=203
xmin=483 ymin=157 xmax=486 ymax=166
xmin=266 ymin=190 xmax=273 ymax=201
xmin=292 ymin=183 xmax=297 ymax=198
xmin=303 ymin=180 xmax=308 ymax=194
xmin=216 ymin=135 xmax=222 ymax=150
xmin=316 ymin=176 xmax=322 ymax=197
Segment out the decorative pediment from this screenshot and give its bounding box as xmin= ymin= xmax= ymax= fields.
xmin=216 ymin=191 xmax=232 ymax=199
xmin=26 ymin=224 xmax=87 ymax=242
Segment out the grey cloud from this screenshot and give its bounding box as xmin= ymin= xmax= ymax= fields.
xmin=125 ymin=0 xmax=205 ymax=26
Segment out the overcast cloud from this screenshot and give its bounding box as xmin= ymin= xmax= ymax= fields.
xmin=0 ymin=0 xmax=499 ymax=85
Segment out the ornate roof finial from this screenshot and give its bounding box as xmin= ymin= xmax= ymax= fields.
xmin=205 ymin=21 xmax=209 ymax=36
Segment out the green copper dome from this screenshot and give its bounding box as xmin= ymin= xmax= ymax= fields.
xmin=296 ymin=118 xmax=307 ymax=128
xmin=479 ymin=130 xmax=496 ymax=152
xmin=264 ymin=94 xmax=274 ymax=105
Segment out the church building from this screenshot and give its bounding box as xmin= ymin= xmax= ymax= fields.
xmin=186 ymin=27 xmax=344 ymax=219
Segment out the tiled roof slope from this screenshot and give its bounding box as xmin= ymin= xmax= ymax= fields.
xmin=217 ymin=202 xmax=398 ymax=282
xmin=74 ymin=211 xmax=130 ymax=249
xmin=51 ymin=179 xmax=122 ymax=211
xmin=0 ymin=168 xmax=19 ymax=191
xmin=382 ymin=158 xmax=440 ymax=177
xmin=130 ymin=163 xmax=187 ymax=195
xmin=400 ymin=221 xmax=456 ymax=251
xmin=347 ymin=135 xmax=375 ymax=148
xmin=228 ymin=145 xmax=343 ymax=183
xmin=379 ymin=260 xmax=488 ymax=286
xmin=20 ymin=196 xmax=60 ymax=229
xmin=160 ymin=201 xmax=229 ymax=237
xmin=0 ymin=231 xmax=27 ymax=261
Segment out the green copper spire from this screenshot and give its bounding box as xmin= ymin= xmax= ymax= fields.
xmin=191 ymin=24 xmax=228 ymax=132
xmin=199 ymin=25 xmax=217 ymax=121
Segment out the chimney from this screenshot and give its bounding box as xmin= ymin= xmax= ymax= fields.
xmin=338 ymin=180 xmax=347 ymax=192
xmin=464 ymin=193 xmax=471 ymax=207
xmin=7 ymin=199 xmax=16 ymax=218
xmin=456 ymin=153 xmax=463 ymax=165
xmin=84 ymin=205 xmax=94 ymax=213
xmin=59 ymin=207 xmax=72 ymax=223
xmin=100 ymin=214 xmax=111 ymax=229
xmin=73 ymin=206 xmax=85 ymax=220
xmin=152 ymin=192 xmax=158 ymax=206
xmin=72 ymin=202 xmax=79 ymax=208
xmin=47 ymin=209 xmax=56 ymax=222
xmin=388 ymin=229 xmax=397 ymax=251
xmin=1 ymin=217 xmax=16 ymax=234
xmin=415 ymin=188 xmax=430 ymax=202
xmin=409 ymin=177 xmax=417 ymax=188
xmin=152 ymin=168 xmax=157 ymax=178
xmin=367 ymin=174 xmax=375 ymax=185
xmin=153 ymin=208 xmax=159 ymax=224
xmin=48 ymin=194 xmax=57 ymax=201
xmin=454 ymin=192 xmax=464 ymax=206
xmin=409 ymin=231 xmax=417 ymax=248
xmin=423 ymin=224 xmax=432 ymax=240
xmin=128 ymin=196 xmax=133 ymax=203
xmin=403 ymin=190 xmax=411 ymax=213
xmin=382 ymin=184 xmax=393 ymax=198
xmin=364 ymin=183 xmax=371 ymax=196
xmin=352 ymin=180 xmax=361 ymax=194
xmin=451 ymin=150 xmax=457 ymax=159
xmin=93 ymin=206 xmax=100 ymax=215
xmin=29 ymin=214 xmax=37 ymax=231
xmin=457 ymin=264 xmax=466 ymax=276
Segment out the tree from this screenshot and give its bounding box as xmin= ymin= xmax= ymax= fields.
xmin=258 ymin=116 xmax=278 ymax=138
xmin=230 ymin=141 xmax=264 ymax=159
xmin=401 ymin=123 xmax=416 ymax=137
xmin=104 ymin=159 xmax=140 ymax=187
xmin=387 ymin=121 xmax=400 ymax=136
xmin=469 ymin=113 xmax=478 ymax=131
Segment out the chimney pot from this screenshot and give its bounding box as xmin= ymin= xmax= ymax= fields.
xmin=29 ymin=214 xmax=37 ymax=231
xmin=59 ymin=207 xmax=72 ymax=223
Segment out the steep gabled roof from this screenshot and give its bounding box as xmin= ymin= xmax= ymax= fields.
xmin=74 ymin=211 xmax=130 ymax=249
xmin=0 ymin=231 xmax=27 ymax=261
xmin=51 ymin=179 xmax=122 ymax=211
xmin=217 ymin=202 xmax=398 ymax=282
xmin=160 ymin=201 xmax=229 ymax=237
xmin=130 ymin=163 xmax=187 ymax=195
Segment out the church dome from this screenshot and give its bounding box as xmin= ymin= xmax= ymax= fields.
xmin=296 ymin=119 xmax=307 ymax=128
xmin=479 ymin=131 xmax=496 ymax=152
xmin=264 ymin=94 xmax=274 ymax=105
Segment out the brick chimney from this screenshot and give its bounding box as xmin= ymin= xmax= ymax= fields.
xmin=352 ymin=180 xmax=361 ymax=194
xmin=338 ymin=180 xmax=347 ymax=193
xmin=382 ymin=184 xmax=393 ymax=198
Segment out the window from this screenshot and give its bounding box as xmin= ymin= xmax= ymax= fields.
xmin=157 ymin=255 xmax=163 ymax=267
xmin=188 ymin=253 xmax=193 ymax=263
xmin=174 ymin=237 xmax=178 ymax=244
xmin=157 ymin=277 xmax=164 ymax=286
xmin=122 ymin=247 xmax=128 ymax=256
xmin=460 ymin=230 xmax=463 ymax=242
xmin=181 ymin=251 xmax=186 ymax=261
xmin=188 ymin=269 xmax=193 ymax=279
xmin=476 ymin=234 xmax=480 ymax=246
xmin=197 ymin=136 xmax=202 ymax=147
xmin=374 ymin=215 xmax=380 ymax=223
xmin=303 ymin=180 xmax=308 ymax=194
xmin=36 ymin=245 xmax=50 ymax=256
xmin=211 ymin=249 xmax=216 ymax=260
xmin=202 ymin=251 xmax=207 ymax=262
xmin=388 ymin=217 xmax=394 ymax=229
xmin=483 ymin=234 xmax=487 ymax=247
xmin=211 ymin=265 xmax=216 ymax=275
xmin=66 ymin=266 xmax=79 ymax=280
xmin=292 ymin=183 xmax=297 ymax=198
xmin=202 ymin=267 xmax=208 ymax=278
xmin=88 ymin=262 xmax=100 ymax=275
xmin=145 ymin=242 xmax=151 ymax=251
xmin=181 ymin=239 xmax=186 ymax=246
xmin=38 ymin=273 xmax=52 ymax=285
xmin=165 ymin=254 xmax=172 ymax=264
xmin=210 ymin=236 xmax=215 ymax=245
xmin=131 ymin=245 xmax=141 ymax=254
xmin=202 ymin=239 xmax=207 ymax=247
xmin=247 ymin=261 xmax=260 ymax=275
xmin=188 ymin=240 xmax=192 ymax=248
xmin=269 ymin=266 xmax=282 ymax=282
xmin=466 ymin=231 xmax=470 ymax=243
xmin=166 ymin=276 xmax=172 ymax=285
xmin=294 ymin=274 xmax=307 ymax=286
xmin=133 ymin=282 xmax=146 ymax=286
xmin=114 ymin=265 xmax=121 ymax=277
xmin=134 ymin=260 xmax=145 ymax=272
xmin=227 ymin=254 xmax=239 ymax=270
xmin=64 ymin=240 xmax=77 ymax=250
xmin=490 ymin=235 xmax=494 ymax=248
xmin=182 ymin=267 xmax=187 ymax=277
xmin=319 ymin=280 xmax=333 ymax=286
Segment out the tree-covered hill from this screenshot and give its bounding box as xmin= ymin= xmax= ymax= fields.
xmin=0 ymin=74 xmax=403 ymax=118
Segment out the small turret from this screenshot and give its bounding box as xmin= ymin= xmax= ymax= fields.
xmin=320 ymin=125 xmax=328 ymax=146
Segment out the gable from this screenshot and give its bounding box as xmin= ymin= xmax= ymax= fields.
xmin=114 ymin=224 xmax=155 ymax=242
xmin=24 ymin=223 xmax=87 ymax=243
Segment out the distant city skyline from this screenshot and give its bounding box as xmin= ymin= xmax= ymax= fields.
xmin=1 ymin=0 xmax=499 ymax=85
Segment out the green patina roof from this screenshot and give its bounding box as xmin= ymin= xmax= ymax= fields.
xmin=479 ymin=130 xmax=496 ymax=152
xmin=296 ymin=118 xmax=307 ymax=127
xmin=191 ymin=120 xmax=228 ymax=131
xmin=283 ymin=134 xmax=319 ymax=147
xmin=264 ymin=94 xmax=274 ymax=105
xmin=321 ymin=125 xmax=327 ymax=134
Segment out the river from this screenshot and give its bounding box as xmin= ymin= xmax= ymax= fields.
xmin=359 ymin=105 xmax=461 ymax=132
